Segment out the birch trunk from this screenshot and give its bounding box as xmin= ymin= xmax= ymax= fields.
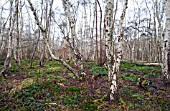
xmin=104 ymin=0 xmax=114 ymax=100
xmin=15 ymin=0 xmax=21 ymax=66
xmin=95 ymin=0 xmax=99 ymax=65
xmin=0 ymin=0 xmax=17 ymax=77
xmin=30 ymin=30 xmax=41 ymax=68
xmin=62 ymin=0 xmax=84 ymax=72
xmin=104 ymin=0 xmax=128 ymax=100
xmin=162 ymin=0 xmax=170 ymax=80
xmin=39 ymin=0 xmax=45 ymax=67
xmin=0 ymin=15 xmax=9 ymax=54
xmin=96 ymin=0 xmax=105 ymax=66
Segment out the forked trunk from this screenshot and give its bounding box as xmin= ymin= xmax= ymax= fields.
xmin=104 ymin=0 xmax=128 ymax=100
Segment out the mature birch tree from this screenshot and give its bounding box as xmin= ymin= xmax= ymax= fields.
xmin=162 ymin=0 xmax=170 ymax=80
xmin=104 ymin=0 xmax=128 ymax=100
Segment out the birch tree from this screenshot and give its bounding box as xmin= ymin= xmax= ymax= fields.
xmin=62 ymin=0 xmax=85 ymax=72
xmin=162 ymin=0 xmax=170 ymax=80
xmin=0 ymin=9 xmax=10 ymax=55
xmin=104 ymin=0 xmax=128 ymax=100
xmin=0 ymin=0 xmax=18 ymax=77
xmin=14 ymin=0 xmax=22 ymax=66
xmin=95 ymin=0 xmax=99 ymax=65
xmin=27 ymin=0 xmax=85 ymax=79
xmin=96 ymin=0 xmax=105 ymax=66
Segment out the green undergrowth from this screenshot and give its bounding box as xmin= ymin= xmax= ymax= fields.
xmin=118 ymin=85 xmax=169 ymax=110
xmin=0 ymin=59 xmax=4 ymax=67
xmin=6 ymin=65 xmax=21 ymax=72
xmin=84 ymin=61 xmax=96 ymax=67
xmin=90 ymin=66 xmax=108 ymax=76
xmin=121 ymin=73 xmax=139 ymax=82
xmin=121 ymin=61 xmax=161 ymax=71
xmin=120 ymin=62 xmax=137 ymax=70
xmin=0 ymin=60 xmax=169 ymax=111
xmin=1 ymin=81 xmax=61 ymax=110
xmin=121 ymin=61 xmax=161 ymax=78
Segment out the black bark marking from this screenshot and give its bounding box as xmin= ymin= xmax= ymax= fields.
xmin=164 ymin=40 xmax=168 ymax=47
xmin=168 ymin=48 xmax=170 ymax=72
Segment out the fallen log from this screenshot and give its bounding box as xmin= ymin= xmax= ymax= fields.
xmin=143 ymin=63 xmax=162 ymax=66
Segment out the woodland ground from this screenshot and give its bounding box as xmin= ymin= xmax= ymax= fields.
xmin=0 ymin=60 xmax=170 ymax=111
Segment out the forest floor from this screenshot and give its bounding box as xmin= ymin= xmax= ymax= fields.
xmin=0 ymin=60 xmax=170 ymax=111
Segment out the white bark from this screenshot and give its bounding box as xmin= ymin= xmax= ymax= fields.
xmin=104 ymin=0 xmax=115 ymax=100
xmin=0 ymin=8 xmax=10 ymax=54
xmin=0 ymin=0 xmax=18 ymax=77
xmin=104 ymin=0 xmax=128 ymax=100
xmin=62 ymin=0 xmax=84 ymax=71
xmin=162 ymin=0 xmax=170 ymax=80
xmin=62 ymin=0 xmax=77 ymax=48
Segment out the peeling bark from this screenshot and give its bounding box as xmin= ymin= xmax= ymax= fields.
xmin=104 ymin=0 xmax=128 ymax=100
xmin=104 ymin=0 xmax=115 ymax=100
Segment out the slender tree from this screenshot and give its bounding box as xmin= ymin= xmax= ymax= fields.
xmin=0 ymin=0 xmax=18 ymax=77
xmin=96 ymin=0 xmax=105 ymax=66
xmin=62 ymin=0 xmax=85 ymax=72
xmin=162 ymin=0 xmax=170 ymax=80
xmin=0 ymin=11 xmax=10 ymax=55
